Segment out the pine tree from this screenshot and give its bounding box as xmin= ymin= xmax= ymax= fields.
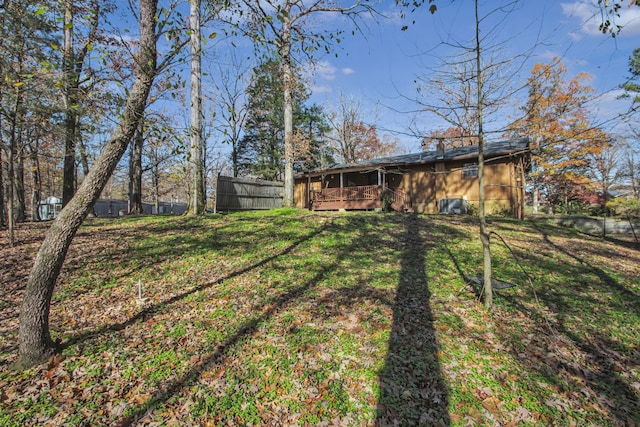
xmin=238 ymin=55 xmax=329 ymax=180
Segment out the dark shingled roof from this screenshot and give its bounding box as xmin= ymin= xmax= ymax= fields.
xmin=300 ymin=137 xmax=529 ymax=176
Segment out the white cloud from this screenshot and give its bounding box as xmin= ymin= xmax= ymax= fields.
xmin=311 ymin=84 xmax=334 ymax=95
xmin=561 ymin=1 xmax=640 ymax=38
xmin=310 ymin=61 xmax=356 ymax=81
xmin=306 ymin=62 xmax=356 ymax=96
xmin=313 ymin=60 xmax=338 ymax=81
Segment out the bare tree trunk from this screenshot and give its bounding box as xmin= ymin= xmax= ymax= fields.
xmin=532 ymin=179 xmax=539 ymax=214
xmin=0 ymin=69 xmax=4 ymax=227
xmin=15 ymin=135 xmax=25 ymax=222
xmin=232 ymin=145 xmax=238 ymax=177
xmin=150 ymin=144 xmax=160 ymax=214
xmin=62 ymin=0 xmax=77 ymax=206
xmin=282 ymin=4 xmax=294 ymax=207
xmin=29 ymin=141 xmax=42 ymax=221
xmin=128 ymin=120 xmax=144 ymax=214
xmin=8 ymin=126 xmax=15 ymax=247
xmin=16 ymin=0 xmax=158 ymax=369
xmin=475 ymin=0 xmax=492 ymax=309
xmin=77 ymin=118 xmax=90 ymax=177
xmin=153 ymin=163 xmax=159 ymax=214
xmin=0 ymin=133 xmax=5 ymax=227
xmin=188 ymin=0 xmax=204 ymax=215
xmin=7 ymin=86 xmax=21 ymax=246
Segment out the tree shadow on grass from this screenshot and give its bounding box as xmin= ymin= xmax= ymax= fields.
xmin=49 ymin=215 xmax=316 ymax=311
xmin=532 ymin=223 xmax=640 ymax=314
xmin=376 ymin=215 xmax=451 ymax=426
xmin=496 ymin=223 xmax=640 ymax=425
xmin=117 ymin=263 xmax=336 ymax=426
xmin=112 ymin=214 xmax=403 ymax=425
xmin=4 ymin=213 xmax=457 ymax=423
xmin=60 ymin=220 xmax=331 ymax=351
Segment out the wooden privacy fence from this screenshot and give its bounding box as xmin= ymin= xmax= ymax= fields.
xmin=215 ymin=175 xmax=284 ymax=212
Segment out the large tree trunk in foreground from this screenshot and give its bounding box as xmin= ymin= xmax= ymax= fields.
xmin=188 ymin=0 xmax=205 ymax=214
xmin=281 ymin=4 xmax=294 ymax=207
xmin=16 ymin=0 xmax=158 ymax=369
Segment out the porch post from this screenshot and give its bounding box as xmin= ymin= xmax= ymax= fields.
xmin=307 ymin=175 xmax=311 ymax=210
xmin=340 ymin=172 xmax=344 ymax=201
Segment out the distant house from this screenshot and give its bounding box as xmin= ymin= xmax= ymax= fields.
xmin=38 ymin=196 xmax=63 ymax=220
xmin=293 ymin=137 xmax=530 ymax=218
xmin=92 ymin=199 xmax=187 ymax=217
xmin=36 ymin=197 xmax=187 ymax=220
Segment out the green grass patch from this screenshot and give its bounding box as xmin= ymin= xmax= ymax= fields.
xmin=1 ymin=211 xmax=638 ymax=426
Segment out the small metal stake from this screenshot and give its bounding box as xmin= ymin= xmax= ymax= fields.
xmin=137 ymin=279 xmax=148 ymax=307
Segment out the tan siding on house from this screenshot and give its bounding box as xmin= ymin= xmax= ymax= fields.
xmin=404 ymin=166 xmax=436 ymax=213
xmin=294 ymin=180 xmax=307 ymax=208
xmin=293 ymin=143 xmax=528 ymax=217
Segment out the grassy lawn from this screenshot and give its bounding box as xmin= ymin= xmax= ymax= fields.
xmin=1 ymin=210 xmax=639 ymax=426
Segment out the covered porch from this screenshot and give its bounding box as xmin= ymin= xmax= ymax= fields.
xmin=303 ymin=168 xmax=410 ymax=212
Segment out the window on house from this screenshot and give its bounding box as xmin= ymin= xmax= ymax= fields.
xmin=463 ymin=162 xmax=478 ymax=178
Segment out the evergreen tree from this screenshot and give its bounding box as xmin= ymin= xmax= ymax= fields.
xmin=620 ymin=47 xmax=640 ymax=105
xmin=238 ymin=55 xmax=329 ymax=180
xmin=295 ymin=103 xmax=332 ymax=172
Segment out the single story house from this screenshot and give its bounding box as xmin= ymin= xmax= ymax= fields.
xmin=293 ymin=137 xmax=530 ymax=218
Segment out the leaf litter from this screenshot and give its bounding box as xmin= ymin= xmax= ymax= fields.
xmin=0 ymin=213 xmax=639 ymax=426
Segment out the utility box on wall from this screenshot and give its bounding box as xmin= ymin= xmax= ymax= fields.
xmin=439 ymin=198 xmax=469 ymax=215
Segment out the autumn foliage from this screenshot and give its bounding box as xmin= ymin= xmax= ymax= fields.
xmin=1 ymin=213 xmax=639 ymax=425
xmin=511 ymin=58 xmax=610 ymax=212
xmin=421 ymin=126 xmax=480 ymax=151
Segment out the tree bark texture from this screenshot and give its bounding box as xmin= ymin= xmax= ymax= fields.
xmin=62 ymin=0 xmax=77 ymax=206
xmin=0 ymin=60 xmax=3 ymax=226
xmin=282 ymin=5 xmax=294 ymax=207
xmin=16 ymin=0 xmax=158 ymax=369
xmin=7 ymin=85 xmax=21 ymax=247
xmin=8 ymin=126 xmax=15 ymax=246
xmin=128 ymin=121 xmax=144 ymax=214
xmin=15 ymin=135 xmax=26 ymax=222
xmin=77 ymin=121 xmax=90 ymax=177
xmin=188 ymin=0 xmax=205 ymax=214
xmin=475 ymin=0 xmax=492 ymax=309
xmin=0 ymin=131 xmax=4 ymax=226
xmin=29 ymin=142 xmax=42 ymax=221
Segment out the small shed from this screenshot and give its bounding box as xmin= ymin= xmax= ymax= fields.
xmin=38 ymin=196 xmax=63 ymax=220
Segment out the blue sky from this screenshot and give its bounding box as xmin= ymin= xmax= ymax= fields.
xmin=299 ymin=0 xmax=640 ymax=152
xmin=125 ymin=1 xmax=640 ymax=158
